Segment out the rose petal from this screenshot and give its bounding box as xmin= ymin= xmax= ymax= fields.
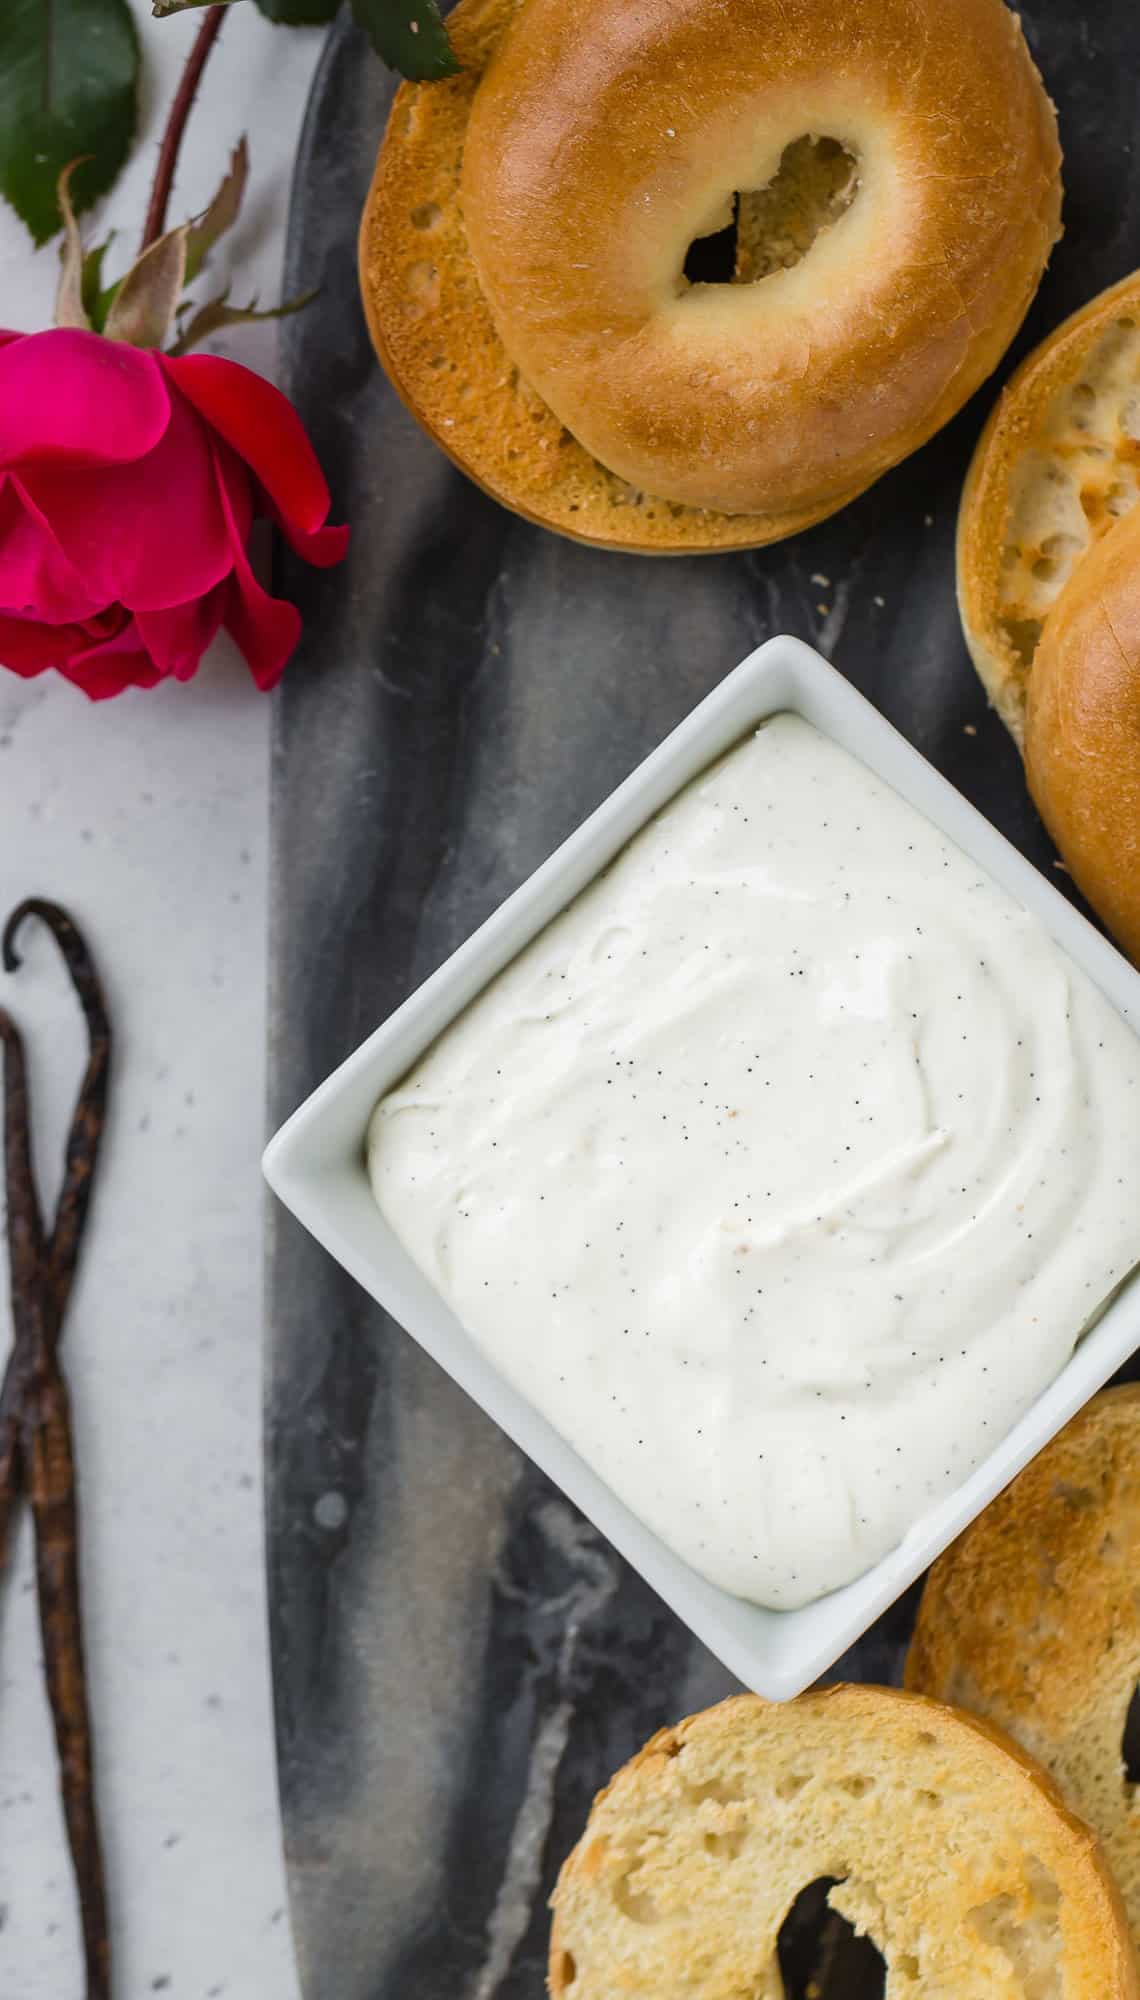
xmin=136 ymin=583 xmax=227 ymax=682
xmin=0 ymin=612 xmax=78 ymax=677
xmin=0 ymin=475 xmax=108 ymax=623
xmin=18 ymin=388 xmax=245 ymax=613
xmin=0 ymin=605 xmax=128 ymax=678
xmin=285 ymin=513 xmax=349 ymax=568
xmin=62 ymin=615 xmax=165 ymax=701
xmin=0 ymin=329 xmax=171 ymax=468
xmin=224 ymin=564 xmax=301 ymax=690
xmin=163 ymin=353 xmax=348 ymax=564
xmin=212 ymin=444 xmax=300 ymax=689
xmin=211 ymin=433 xmax=254 ymax=551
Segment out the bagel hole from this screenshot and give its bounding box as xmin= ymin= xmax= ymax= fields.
xmin=738 ymin=136 xmax=858 ymax=283
xmin=776 ymin=1878 xmax=887 ymax=1999
xmin=682 ymin=136 xmax=857 ymax=289
xmin=1122 ymin=1683 xmax=1140 ymax=1784
xmin=683 ymin=199 xmax=740 ymax=283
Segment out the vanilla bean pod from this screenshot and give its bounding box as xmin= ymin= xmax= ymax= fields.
xmin=1 ymin=900 xmax=113 ymax=2000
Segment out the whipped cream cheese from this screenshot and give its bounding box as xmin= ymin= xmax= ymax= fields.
xmin=368 ymin=716 xmax=1140 ymax=1608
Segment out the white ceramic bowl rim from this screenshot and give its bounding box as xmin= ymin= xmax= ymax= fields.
xmin=264 ymin=636 xmax=1140 ymax=1699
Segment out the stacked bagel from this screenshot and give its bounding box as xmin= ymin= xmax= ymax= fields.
xmin=361 ymin=0 xmax=1140 ymax=958
xmin=361 ymin=0 xmax=1061 ymax=550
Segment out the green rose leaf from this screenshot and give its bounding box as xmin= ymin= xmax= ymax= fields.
xmin=349 ymin=0 xmax=459 ymax=80
xmin=0 ymin=0 xmax=140 ymax=245
xmin=252 ymin=0 xmax=340 ymax=22
xmin=154 ymin=0 xmax=459 ymax=81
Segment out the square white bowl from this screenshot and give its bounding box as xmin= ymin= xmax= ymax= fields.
xmin=263 ymin=635 xmax=1140 ymax=1699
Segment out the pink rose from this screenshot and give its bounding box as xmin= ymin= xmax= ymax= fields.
xmin=0 ymin=328 xmax=348 ymax=700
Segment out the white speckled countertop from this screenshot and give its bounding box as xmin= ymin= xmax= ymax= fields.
xmin=0 ymin=9 xmax=323 ymax=1994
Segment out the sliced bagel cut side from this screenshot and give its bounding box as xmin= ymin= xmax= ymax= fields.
xmin=908 ymin=1386 xmax=1140 ymax=1952
xmin=549 ymin=1687 xmax=1139 ymax=1998
xmin=957 ymin=271 xmax=1140 ymax=740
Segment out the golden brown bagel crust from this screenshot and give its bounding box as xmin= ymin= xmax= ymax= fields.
xmin=358 ymin=0 xmax=866 ymax=553
xmin=957 ymin=271 xmax=1140 ymax=741
xmin=360 ymin=0 xmax=1059 ymax=552
xmin=906 ymin=1388 xmax=1140 ymax=1946
xmin=548 ymin=1688 xmax=1138 ymax=1998
xmin=1024 ymin=506 xmax=1140 ymax=965
xmin=462 ymin=0 xmax=1061 ymax=518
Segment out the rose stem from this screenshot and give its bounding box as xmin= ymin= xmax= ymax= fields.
xmin=1 ymin=903 xmax=113 ymax=2000
xmin=140 ymin=2 xmax=229 ymax=252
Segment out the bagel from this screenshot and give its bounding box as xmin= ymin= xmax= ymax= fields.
xmin=548 ymin=1689 xmax=1139 ymax=1997
xmin=907 ymin=1388 xmax=1140 ymax=1951
xmin=1024 ymin=505 xmax=1140 ymax=964
xmin=360 ymin=0 xmax=1062 ymax=552
xmin=957 ymin=270 xmax=1140 ymax=740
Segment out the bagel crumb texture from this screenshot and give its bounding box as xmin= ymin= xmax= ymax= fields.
xmin=549 ymin=1689 xmax=1139 ymax=1998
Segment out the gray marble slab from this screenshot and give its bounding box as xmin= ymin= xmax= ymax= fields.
xmin=267 ymin=10 xmax=1140 ymax=1996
